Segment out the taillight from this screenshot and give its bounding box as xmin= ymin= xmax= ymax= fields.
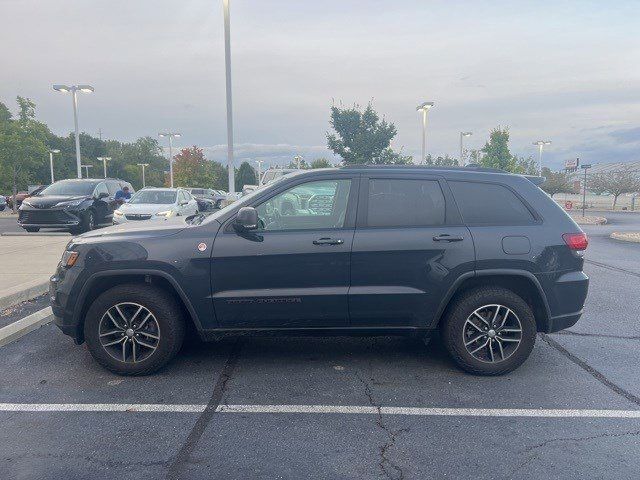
xmin=562 ymin=232 xmax=588 ymax=251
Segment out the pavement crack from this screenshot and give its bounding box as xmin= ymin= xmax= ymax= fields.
xmin=165 ymin=340 xmax=242 ymax=480
xmin=521 ymin=429 xmax=640 ymax=454
xmin=356 ymin=371 xmax=407 ymax=480
xmin=585 ymin=259 xmax=640 ymax=278
xmin=540 ymin=334 xmax=640 ymax=408
xmin=557 ymin=330 xmax=640 ymax=341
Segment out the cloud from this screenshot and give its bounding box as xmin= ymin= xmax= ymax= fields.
xmin=609 ymin=127 xmax=640 ymax=144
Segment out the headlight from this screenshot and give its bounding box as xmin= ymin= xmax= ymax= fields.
xmin=60 ymin=250 xmax=79 ymax=268
xmin=114 ymin=210 xmax=123 ymax=216
xmin=155 ymin=210 xmax=174 ymax=217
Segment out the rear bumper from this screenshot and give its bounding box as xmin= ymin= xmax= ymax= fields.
xmin=542 ymin=270 xmax=589 ymax=333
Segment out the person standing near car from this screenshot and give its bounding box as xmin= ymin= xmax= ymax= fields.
xmin=114 ymin=185 xmax=131 ymax=205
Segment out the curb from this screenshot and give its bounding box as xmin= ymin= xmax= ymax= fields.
xmin=0 ymin=307 xmax=53 ymax=347
xmin=611 ymin=232 xmax=640 ymax=243
xmin=0 ymin=279 xmax=50 ymax=311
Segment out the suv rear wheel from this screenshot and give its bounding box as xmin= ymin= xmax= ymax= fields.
xmin=84 ymin=284 xmax=186 ymax=375
xmin=441 ymin=286 xmax=536 ymax=376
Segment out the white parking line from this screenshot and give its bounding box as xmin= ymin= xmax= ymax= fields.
xmin=1 ymin=403 xmax=640 ymax=418
xmin=0 ymin=307 xmax=53 ymax=347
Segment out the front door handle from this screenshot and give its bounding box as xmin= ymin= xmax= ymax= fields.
xmin=313 ymin=237 xmax=344 ymax=246
xmin=433 ymin=234 xmax=464 ymax=242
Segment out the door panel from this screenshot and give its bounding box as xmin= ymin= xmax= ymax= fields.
xmin=211 ymin=176 xmax=358 ymax=328
xmin=349 ymin=226 xmax=474 ymax=327
xmin=349 ymin=176 xmax=475 ymax=328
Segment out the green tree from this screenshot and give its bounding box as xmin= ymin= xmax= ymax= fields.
xmin=539 ymin=167 xmax=574 ymax=197
xmin=479 ymin=127 xmax=538 ymax=175
xmin=311 ymin=158 xmax=332 ymax=169
xmin=424 ymin=154 xmax=459 ymax=167
xmin=173 ymin=146 xmax=215 ymax=188
xmin=287 ymin=157 xmax=310 ymax=169
xmin=235 ymin=161 xmax=257 ymax=191
xmin=327 ymin=103 xmax=411 ymax=164
xmin=0 ymin=97 xmax=49 ymax=211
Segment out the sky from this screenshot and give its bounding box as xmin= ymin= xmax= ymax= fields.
xmin=1 ymin=0 xmax=639 ymax=170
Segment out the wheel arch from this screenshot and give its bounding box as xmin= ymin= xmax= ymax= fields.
xmin=73 ymin=269 xmax=203 ymax=343
xmin=433 ymin=270 xmax=551 ymax=332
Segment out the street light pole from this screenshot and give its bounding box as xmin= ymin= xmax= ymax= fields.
xmin=223 ymin=0 xmax=235 ymax=195
xmin=255 ymin=159 xmax=264 ymax=186
xmin=581 ymin=163 xmax=592 ymax=217
xmin=97 ymin=156 xmax=111 ymax=178
xmin=158 ymin=133 xmax=181 ymax=187
xmin=460 ymin=132 xmax=472 ymax=166
xmin=53 ymin=85 xmax=94 ymax=178
xmin=137 ymin=163 xmax=149 ymax=187
xmin=416 ymin=102 xmax=434 ymax=164
xmin=48 ymin=149 xmax=60 ymax=183
xmin=81 ymin=164 xmax=93 ymax=178
xmin=533 ymin=140 xmax=552 ymax=175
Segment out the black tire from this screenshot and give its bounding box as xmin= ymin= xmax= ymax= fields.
xmin=441 ymin=286 xmax=536 ymax=376
xmin=84 ymin=284 xmax=186 ymax=375
xmin=71 ymin=210 xmax=95 ymax=235
xmin=24 ymin=227 xmax=40 ymax=233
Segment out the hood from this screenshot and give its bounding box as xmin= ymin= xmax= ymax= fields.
xmin=118 ymin=203 xmax=175 ymax=215
xmin=75 ymin=217 xmax=188 ymax=243
xmin=22 ymin=195 xmax=88 ymax=208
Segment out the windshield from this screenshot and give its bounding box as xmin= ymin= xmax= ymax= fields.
xmin=39 ymin=181 xmax=97 ymax=197
xmin=129 ymin=190 xmax=177 ymax=205
xmin=190 ymin=189 xmax=205 ymax=195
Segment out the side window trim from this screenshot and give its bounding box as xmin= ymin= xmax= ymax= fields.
xmin=448 ymin=179 xmax=541 ymax=226
xmin=223 ymin=175 xmax=360 ymax=233
xmin=356 ymin=175 xmax=457 ymax=229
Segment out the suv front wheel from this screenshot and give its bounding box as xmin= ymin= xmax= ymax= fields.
xmin=84 ymin=284 xmax=186 ymax=375
xmin=441 ymin=286 xmax=536 ymax=376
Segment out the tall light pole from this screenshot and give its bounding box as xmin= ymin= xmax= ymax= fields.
xmin=81 ymin=164 xmax=93 ymax=178
xmin=158 ymin=132 xmax=181 ymax=187
xmin=97 ymin=156 xmax=111 ymax=178
xmin=255 ymin=159 xmax=264 ymax=186
xmin=416 ymin=102 xmax=434 ymax=164
xmin=53 ymin=85 xmax=94 ymax=179
xmin=223 ymin=0 xmax=235 ymax=195
xmin=459 ymin=132 xmax=472 ymax=166
xmin=48 ymin=149 xmax=60 ymax=183
xmin=533 ymin=140 xmax=552 ymax=174
xmin=137 ymin=163 xmax=149 ymax=187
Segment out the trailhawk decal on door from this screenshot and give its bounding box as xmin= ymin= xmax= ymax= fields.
xmin=226 ymin=297 xmax=303 ymax=305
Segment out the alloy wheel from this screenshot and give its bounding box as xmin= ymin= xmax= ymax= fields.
xmin=98 ymin=302 xmax=161 ymax=363
xmin=462 ymin=304 xmax=522 ymax=363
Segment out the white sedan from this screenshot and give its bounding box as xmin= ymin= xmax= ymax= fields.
xmin=113 ymin=188 xmax=199 ymax=224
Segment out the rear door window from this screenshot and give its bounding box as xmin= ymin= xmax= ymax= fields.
xmin=366 ymin=178 xmax=446 ymax=227
xmin=449 ymin=181 xmax=535 ymax=225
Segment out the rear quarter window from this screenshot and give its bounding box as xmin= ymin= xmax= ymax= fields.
xmin=449 ymin=181 xmax=536 ymax=225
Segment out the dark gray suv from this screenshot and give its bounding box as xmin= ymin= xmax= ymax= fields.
xmin=50 ymin=166 xmax=589 ymax=376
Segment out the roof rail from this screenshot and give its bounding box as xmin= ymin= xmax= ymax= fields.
xmin=340 ymin=164 xmax=506 ymax=173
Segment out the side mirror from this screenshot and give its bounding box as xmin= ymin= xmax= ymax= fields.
xmin=234 ymin=207 xmax=258 ymax=230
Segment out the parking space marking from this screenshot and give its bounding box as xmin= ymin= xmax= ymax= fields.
xmin=0 ymin=307 xmax=53 ymax=347
xmin=2 ymin=403 xmax=640 ymax=418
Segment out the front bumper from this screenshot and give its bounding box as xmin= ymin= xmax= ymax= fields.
xmin=18 ymin=207 xmax=80 ymax=228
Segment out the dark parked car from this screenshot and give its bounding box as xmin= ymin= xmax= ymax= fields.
xmin=186 ymin=188 xmax=226 ymax=209
xmin=19 ymin=178 xmax=133 ymax=234
xmin=50 ymin=166 xmax=588 ymax=375
xmin=0 ymin=195 xmax=6 ymax=211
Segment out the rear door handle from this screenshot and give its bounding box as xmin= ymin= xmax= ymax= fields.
xmin=313 ymin=237 xmax=344 ymax=246
xmin=433 ymin=234 xmax=464 ymax=242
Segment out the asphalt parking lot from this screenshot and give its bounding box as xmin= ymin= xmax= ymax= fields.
xmin=1 ymin=211 xmax=640 ymax=479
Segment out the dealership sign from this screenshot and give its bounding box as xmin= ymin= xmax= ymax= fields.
xmin=565 ymin=158 xmax=580 ymax=171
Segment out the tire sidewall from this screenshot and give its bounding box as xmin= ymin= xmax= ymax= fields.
xmin=443 ymin=287 xmax=537 ymax=375
xmin=84 ymin=285 xmax=184 ymax=375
